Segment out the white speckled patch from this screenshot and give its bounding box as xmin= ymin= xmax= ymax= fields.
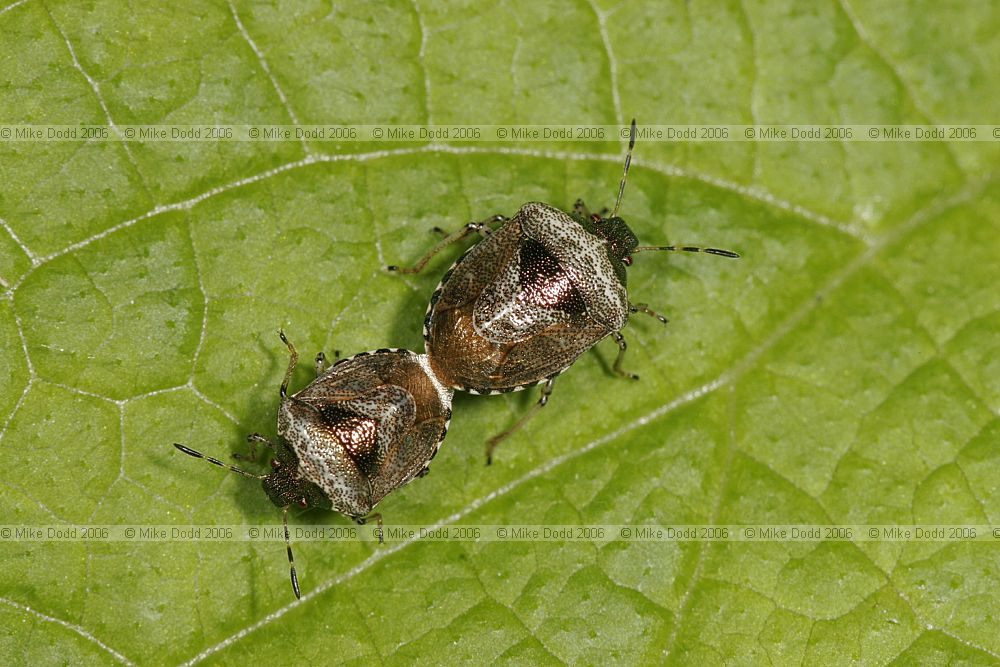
xmin=470 ymin=203 xmax=627 ymax=343
xmin=517 ymin=202 xmax=628 ymax=330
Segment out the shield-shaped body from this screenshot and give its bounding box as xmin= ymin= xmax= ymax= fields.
xmin=275 ymin=349 xmax=452 ymax=518
xmin=425 ymin=202 xmax=631 ymax=394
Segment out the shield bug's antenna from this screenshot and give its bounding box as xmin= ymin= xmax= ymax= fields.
xmin=632 ymin=245 xmax=740 ymax=258
xmin=282 ymin=505 xmax=301 ymax=599
xmin=611 ymin=118 xmax=637 ymax=218
xmin=173 ymin=443 xmax=302 ymax=599
xmin=173 ymin=443 xmax=267 ymax=480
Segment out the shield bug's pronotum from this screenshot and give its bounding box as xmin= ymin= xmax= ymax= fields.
xmin=388 ymin=120 xmax=739 ymax=463
xmin=173 ymin=331 xmax=453 ymax=598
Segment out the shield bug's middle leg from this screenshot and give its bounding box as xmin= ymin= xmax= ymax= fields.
xmin=611 ymin=331 xmax=640 ymax=381
xmin=485 ymin=377 xmax=556 ymax=465
xmin=386 ymin=214 xmax=507 ymax=274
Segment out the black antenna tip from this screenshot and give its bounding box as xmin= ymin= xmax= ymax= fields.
xmin=174 ymin=443 xmax=200 ymax=457
xmin=290 ymin=567 xmax=301 ymax=599
xmin=707 ymin=248 xmax=741 ymax=258
xmin=629 ymin=118 xmax=636 ymax=145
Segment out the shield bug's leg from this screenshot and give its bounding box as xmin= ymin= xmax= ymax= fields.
xmin=630 ymin=302 xmax=669 ymax=326
xmin=386 ymin=215 xmax=507 ymax=274
xmin=282 ymin=506 xmax=301 ymax=599
xmin=237 ymin=432 xmax=280 ymax=462
xmin=417 ymin=465 xmax=431 ymax=478
xmin=611 ymin=331 xmax=640 ymax=381
xmin=485 ymin=377 xmax=556 ymax=465
xmin=357 ymin=513 xmax=384 ymax=543
xmin=315 ymin=351 xmax=326 ymax=376
xmin=278 ymin=330 xmax=298 ymax=398
xmin=573 ymin=199 xmax=609 ymax=220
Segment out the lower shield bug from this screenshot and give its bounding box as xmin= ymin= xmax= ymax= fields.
xmin=388 ymin=120 xmax=738 ymax=463
xmin=173 ymin=331 xmax=453 ymax=598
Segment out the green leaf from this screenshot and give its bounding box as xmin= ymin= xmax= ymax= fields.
xmin=2 ymin=0 xmax=999 ymax=664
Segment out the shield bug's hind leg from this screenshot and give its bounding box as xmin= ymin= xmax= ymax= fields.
xmin=630 ymin=302 xmax=669 ymax=326
xmin=357 ymin=512 xmax=384 ymax=543
xmin=485 ymin=377 xmax=556 ymax=465
xmin=386 ymin=214 xmax=507 ymax=274
xmin=611 ymin=331 xmax=640 ymax=381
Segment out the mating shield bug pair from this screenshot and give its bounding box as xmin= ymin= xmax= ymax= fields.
xmin=174 ymin=332 xmax=452 ymax=598
xmin=389 ymin=119 xmax=739 ymax=462
xmin=174 ymin=120 xmax=738 ymax=597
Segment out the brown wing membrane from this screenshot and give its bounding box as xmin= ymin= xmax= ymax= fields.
xmin=429 ymin=295 xmax=609 ymax=391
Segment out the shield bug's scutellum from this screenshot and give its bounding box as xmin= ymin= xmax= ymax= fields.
xmin=388 ymin=120 xmax=738 ymax=463
xmin=174 ymin=331 xmax=453 ymax=598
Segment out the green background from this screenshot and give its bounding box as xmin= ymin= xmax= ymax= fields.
xmin=2 ymin=0 xmax=999 ymax=664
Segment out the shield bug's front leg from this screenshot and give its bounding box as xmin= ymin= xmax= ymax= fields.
xmin=236 ymin=432 xmax=280 ymax=463
xmin=386 ymin=214 xmax=507 ymax=274
xmin=314 ymin=349 xmax=342 ymax=377
xmin=278 ymin=330 xmax=299 ymax=398
xmin=611 ymin=331 xmax=640 ymax=381
xmin=485 ymin=377 xmax=556 ymax=465
xmin=573 ymin=199 xmax=609 ymax=220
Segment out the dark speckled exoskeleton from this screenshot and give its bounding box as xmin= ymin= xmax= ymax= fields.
xmin=174 ymin=331 xmax=452 ymax=598
xmin=388 ymin=120 xmax=739 ymax=463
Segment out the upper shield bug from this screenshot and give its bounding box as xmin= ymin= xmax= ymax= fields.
xmin=173 ymin=331 xmax=453 ymax=598
xmin=387 ymin=120 xmax=738 ymax=463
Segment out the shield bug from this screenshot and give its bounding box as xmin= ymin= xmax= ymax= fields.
xmin=388 ymin=120 xmax=738 ymax=463
xmin=173 ymin=331 xmax=453 ymax=598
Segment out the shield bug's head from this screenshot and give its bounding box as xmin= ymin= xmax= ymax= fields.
xmin=571 ymin=119 xmax=641 ymax=273
xmin=260 ymin=445 xmax=332 ymax=511
xmin=173 ymin=332 xmax=453 ymax=599
xmin=579 ymin=214 xmax=640 ymax=267
xmin=585 ymin=119 xmax=740 ymax=269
